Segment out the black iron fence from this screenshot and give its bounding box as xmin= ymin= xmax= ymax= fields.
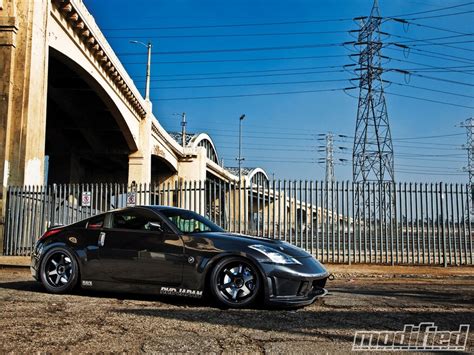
xmin=3 ymin=181 xmax=473 ymax=265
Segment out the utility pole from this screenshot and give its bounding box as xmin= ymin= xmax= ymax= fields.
xmin=181 ymin=112 xmax=187 ymax=147
xmin=461 ymin=117 xmax=474 ymax=214
xmin=352 ymin=0 xmax=395 ymax=218
xmin=237 ymin=114 xmax=246 ymax=183
xmin=129 ymin=40 xmax=152 ymax=101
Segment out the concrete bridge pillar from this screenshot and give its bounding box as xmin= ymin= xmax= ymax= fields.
xmin=178 ymin=147 xmax=207 ymax=212
xmin=128 ymin=101 xmax=152 ymax=185
xmin=0 ymin=0 xmax=50 ymax=253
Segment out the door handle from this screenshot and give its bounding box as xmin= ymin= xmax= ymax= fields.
xmin=98 ymin=232 xmax=106 ymax=247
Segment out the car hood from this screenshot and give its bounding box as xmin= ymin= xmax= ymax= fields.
xmin=201 ymin=232 xmax=312 ymax=258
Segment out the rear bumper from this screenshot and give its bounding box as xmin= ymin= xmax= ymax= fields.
xmin=261 ymin=257 xmax=329 ymax=306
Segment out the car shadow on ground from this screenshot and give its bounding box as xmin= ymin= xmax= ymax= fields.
xmin=0 ymin=279 xmax=218 ymax=308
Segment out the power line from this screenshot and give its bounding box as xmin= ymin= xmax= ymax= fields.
xmin=122 ymin=54 xmax=349 ymax=65
xmin=103 ymin=17 xmax=354 ymax=31
xmin=118 ymin=42 xmax=346 ymax=56
xmin=396 ymin=170 xmax=464 ymax=176
xmin=404 ymin=46 xmax=474 ymax=63
xmin=108 ymin=29 xmax=350 ymax=39
xmin=411 ymin=40 xmax=474 ymax=52
xmin=394 ymin=133 xmax=464 ymax=140
xmin=134 ymin=63 xmax=474 ymax=79
xmin=388 ymin=2 xmax=474 ymax=17
xmin=148 ymin=77 xmax=473 ymax=102
xmin=151 ymin=78 xmax=350 ymax=90
xmin=104 ymin=2 xmax=474 ymax=31
xmin=157 ymin=86 xmax=356 ymax=101
xmin=386 ymin=57 xmax=474 ymax=75
xmin=385 ymin=81 xmax=474 ymax=99
xmin=337 ymin=132 xmax=464 ymax=140
xmin=384 ymin=91 xmax=474 ymax=109
xmin=404 ymin=20 xmax=471 ymax=36
xmin=143 ymin=69 xmax=347 ymax=82
xmin=405 ymin=9 xmax=474 ymax=20
xmin=135 ymin=64 xmax=346 ymax=78
xmin=154 ymin=86 xmax=472 ymax=105
xmin=120 ymin=37 xmax=473 ymax=58
xmin=396 ymin=163 xmax=461 ymax=170
xmin=391 ymin=32 xmax=474 ymax=52
xmin=386 ymin=47 xmax=473 ymax=65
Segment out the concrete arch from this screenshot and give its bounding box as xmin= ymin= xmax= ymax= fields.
xmin=48 ymin=20 xmax=139 ymax=152
xmin=246 ymin=168 xmax=269 ymax=183
xmin=151 ymin=153 xmax=178 ymax=184
xmin=190 ymin=133 xmax=220 ymax=165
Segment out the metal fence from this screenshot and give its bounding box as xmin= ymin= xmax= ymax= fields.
xmin=3 ymin=181 xmax=473 ymax=266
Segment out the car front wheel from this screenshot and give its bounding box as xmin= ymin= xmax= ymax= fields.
xmin=210 ymin=257 xmax=261 ymax=308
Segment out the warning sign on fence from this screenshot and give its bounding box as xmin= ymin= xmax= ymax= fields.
xmin=81 ymin=191 xmax=91 ymax=207
xmin=127 ymin=191 xmax=137 ymax=206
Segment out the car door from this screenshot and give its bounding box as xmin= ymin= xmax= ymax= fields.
xmin=98 ymin=208 xmax=184 ymax=286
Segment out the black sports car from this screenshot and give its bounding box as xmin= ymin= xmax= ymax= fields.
xmin=31 ymin=206 xmax=329 ymax=308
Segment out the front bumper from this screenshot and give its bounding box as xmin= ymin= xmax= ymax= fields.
xmin=261 ymin=257 xmax=329 ymax=306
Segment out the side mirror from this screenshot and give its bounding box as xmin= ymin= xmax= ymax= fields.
xmin=148 ymin=221 xmax=163 ymax=232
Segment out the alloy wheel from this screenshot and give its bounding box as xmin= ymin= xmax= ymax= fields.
xmin=44 ymin=252 xmax=74 ymax=288
xmin=216 ymin=261 xmax=258 ymax=304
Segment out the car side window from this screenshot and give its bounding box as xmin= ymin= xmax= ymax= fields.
xmin=86 ymin=214 xmax=105 ymax=229
xmin=166 ymin=215 xmax=212 ymax=233
xmin=112 ymin=210 xmax=170 ymax=232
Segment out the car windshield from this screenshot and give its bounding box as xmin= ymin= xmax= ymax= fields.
xmin=159 ymin=209 xmax=225 ymax=234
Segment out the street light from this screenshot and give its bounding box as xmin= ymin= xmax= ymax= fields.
xmin=129 ymin=40 xmax=152 ymax=101
xmin=237 ymin=114 xmax=246 ymax=183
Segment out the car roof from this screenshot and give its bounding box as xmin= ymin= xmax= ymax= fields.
xmin=96 ymin=205 xmax=192 ymax=215
xmin=131 ymin=205 xmax=191 ymax=213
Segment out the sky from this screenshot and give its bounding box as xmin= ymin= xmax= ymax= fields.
xmin=83 ymin=0 xmax=474 ymax=183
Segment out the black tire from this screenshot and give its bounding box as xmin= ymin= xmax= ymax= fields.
xmin=40 ymin=247 xmax=79 ymax=294
xmin=210 ymin=256 xmax=261 ymax=308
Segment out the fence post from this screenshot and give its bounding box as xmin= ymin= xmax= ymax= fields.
xmin=440 ymin=183 xmax=447 ymax=267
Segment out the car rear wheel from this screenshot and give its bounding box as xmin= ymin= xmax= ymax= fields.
xmin=210 ymin=257 xmax=261 ymax=308
xmin=40 ymin=247 xmax=79 ymax=293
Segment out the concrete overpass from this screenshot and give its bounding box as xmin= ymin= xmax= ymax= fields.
xmin=0 ymin=0 xmax=267 ymax=238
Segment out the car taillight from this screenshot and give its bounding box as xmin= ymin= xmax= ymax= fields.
xmin=40 ymin=228 xmax=63 ymax=240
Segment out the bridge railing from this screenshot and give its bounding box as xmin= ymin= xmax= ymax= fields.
xmin=3 ymin=181 xmax=473 ymax=266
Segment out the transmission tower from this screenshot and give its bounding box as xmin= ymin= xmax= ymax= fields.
xmin=317 ymin=133 xmax=335 ymax=182
xmin=352 ymin=0 xmax=394 ymax=184
xmin=461 ymin=117 xmax=474 ymax=214
xmin=352 ymin=0 xmax=395 ymax=221
xmin=325 ymin=133 xmax=335 ymax=182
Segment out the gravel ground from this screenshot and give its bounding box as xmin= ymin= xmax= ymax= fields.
xmin=0 ymin=267 xmax=472 ymax=354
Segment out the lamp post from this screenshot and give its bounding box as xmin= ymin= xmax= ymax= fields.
xmin=237 ymin=114 xmax=246 ymax=183
xmin=172 ymin=112 xmax=187 ymax=147
xmin=130 ymin=40 xmax=152 ymax=101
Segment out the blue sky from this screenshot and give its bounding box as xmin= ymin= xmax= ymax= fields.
xmin=83 ymin=0 xmax=473 ymax=182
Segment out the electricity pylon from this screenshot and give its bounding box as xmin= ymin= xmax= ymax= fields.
xmin=461 ymin=118 xmax=474 ymax=215
xmin=352 ymin=0 xmax=395 ymax=220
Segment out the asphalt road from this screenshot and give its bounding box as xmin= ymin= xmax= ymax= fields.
xmin=0 ymin=267 xmax=472 ymax=353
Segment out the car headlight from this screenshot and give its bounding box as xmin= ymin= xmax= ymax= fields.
xmin=249 ymin=244 xmax=301 ymax=265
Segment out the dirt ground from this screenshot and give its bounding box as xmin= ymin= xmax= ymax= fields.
xmin=0 ymin=267 xmax=472 ymax=354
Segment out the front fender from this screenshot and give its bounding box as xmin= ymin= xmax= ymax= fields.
xmin=198 ymin=251 xmax=269 ymax=299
